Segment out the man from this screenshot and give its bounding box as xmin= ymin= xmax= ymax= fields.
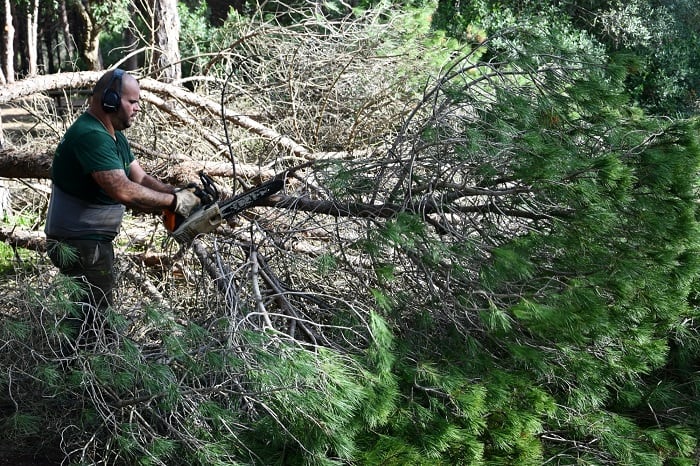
xmin=44 ymin=68 xmax=200 ymax=343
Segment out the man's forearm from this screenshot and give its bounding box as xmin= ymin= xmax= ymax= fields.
xmin=123 ymin=185 xmax=176 ymax=213
xmin=93 ymin=169 xmax=176 ymax=212
xmin=139 ymin=174 xmax=176 ymax=194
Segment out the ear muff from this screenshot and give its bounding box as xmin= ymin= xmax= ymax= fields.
xmin=101 ymin=69 xmax=125 ymax=113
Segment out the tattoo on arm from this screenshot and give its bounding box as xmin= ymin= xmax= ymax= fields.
xmin=92 ymin=169 xmax=174 ymax=212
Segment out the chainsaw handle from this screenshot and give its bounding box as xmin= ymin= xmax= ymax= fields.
xmin=162 ymin=209 xmax=182 ymax=232
xmin=163 ymin=172 xmax=218 ymax=232
xmin=198 ymin=171 xmax=219 ymax=203
xmin=163 ymin=187 xmax=199 ymax=232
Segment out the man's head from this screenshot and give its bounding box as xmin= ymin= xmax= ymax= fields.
xmin=91 ymin=69 xmax=141 ymax=131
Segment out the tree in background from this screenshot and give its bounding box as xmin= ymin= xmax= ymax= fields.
xmin=432 ymin=0 xmax=700 ymax=116
xmin=1 ymin=0 xmax=13 ymax=82
xmin=153 ymin=0 xmax=181 ymax=81
xmin=24 ymin=0 xmax=38 ymax=76
xmin=0 ymin=0 xmax=176 ymax=74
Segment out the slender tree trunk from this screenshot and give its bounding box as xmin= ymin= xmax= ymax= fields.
xmin=154 ymin=0 xmax=181 ymax=82
xmin=41 ymin=11 xmax=56 ymax=74
xmin=16 ymin=2 xmax=27 ymax=75
xmin=85 ymin=31 xmax=102 ymax=70
xmin=0 ymin=5 xmax=5 ymax=148
xmin=3 ymin=0 xmax=14 ymax=82
xmin=59 ymin=0 xmax=75 ymax=69
xmin=123 ymin=27 xmax=138 ymax=71
xmin=26 ymin=0 xmax=38 ymax=76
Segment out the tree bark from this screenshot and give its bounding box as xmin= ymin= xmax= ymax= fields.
xmin=0 ymin=148 xmax=52 ymax=179
xmin=70 ymin=0 xmax=102 ymax=70
xmin=0 ymin=147 xmax=277 ymax=182
xmin=0 ymin=71 xmax=101 ymax=102
xmin=59 ymin=0 xmax=75 ymax=69
xmin=122 ymin=27 xmax=138 ymax=71
xmin=0 ymin=226 xmax=46 ymax=252
xmin=41 ymin=15 xmax=56 ymax=74
xmin=3 ymin=0 xmax=14 ymax=83
xmin=26 ymin=0 xmax=39 ymax=76
xmin=153 ymin=0 xmax=181 ymax=82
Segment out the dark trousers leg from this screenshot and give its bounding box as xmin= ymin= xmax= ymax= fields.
xmin=47 ymin=239 xmax=116 ymax=347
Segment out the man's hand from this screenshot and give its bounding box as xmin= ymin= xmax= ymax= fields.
xmin=174 ymin=188 xmax=201 ymax=217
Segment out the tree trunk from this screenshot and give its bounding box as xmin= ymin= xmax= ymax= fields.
xmin=85 ymin=29 xmax=102 ymax=70
xmin=59 ymin=0 xmax=75 ymax=69
xmin=153 ymin=0 xmax=181 ymax=82
xmin=3 ymin=0 xmax=14 ymax=82
xmin=71 ymin=0 xmax=102 ymax=70
xmin=123 ymin=27 xmax=138 ymax=71
xmin=0 ymin=148 xmax=52 ymax=179
xmin=26 ymin=0 xmax=38 ymax=76
xmin=14 ymin=0 xmax=28 ymax=75
xmin=41 ymin=9 xmax=56 ymax=74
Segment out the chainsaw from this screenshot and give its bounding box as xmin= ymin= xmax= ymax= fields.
xmin=163 ymin=171 xmax=283 ymax=244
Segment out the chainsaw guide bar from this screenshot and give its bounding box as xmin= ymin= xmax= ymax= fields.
xmin=170 ymin=178 xmax=283 ymax=244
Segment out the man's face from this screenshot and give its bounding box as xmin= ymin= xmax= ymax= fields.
xmin=113 ymin=78 xmax=141 ymax=131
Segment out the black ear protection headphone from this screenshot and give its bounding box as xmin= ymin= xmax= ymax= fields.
xmin=101 ymin=69 xmax=125 ymax=113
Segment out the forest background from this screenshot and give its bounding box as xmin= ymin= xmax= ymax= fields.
xmin=0 ymin=0 xmax=699 ymax=465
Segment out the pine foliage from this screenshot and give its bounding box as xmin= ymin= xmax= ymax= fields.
xmin=327 ymin=21 xmax=700 ymax=465
xmin=1 ymin=2 xmax=700 ymax=465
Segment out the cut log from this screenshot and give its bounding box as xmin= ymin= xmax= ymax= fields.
xmin=0 ymin=147 xmax=276 ymax=182
xmin=0 ymin=226 xmax=46 ymax=252
xmin=0 ymin=148 xmax=51 ymax=179
xmin=0 ymin=72 xmax=311 ymax=157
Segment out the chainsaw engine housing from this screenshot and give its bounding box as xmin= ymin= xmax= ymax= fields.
xmin=171 ymin=203 xmax=223 ymax=243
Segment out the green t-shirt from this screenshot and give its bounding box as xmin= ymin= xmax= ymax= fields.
xmin=51 ymin=112 xmax=134 ymax=205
